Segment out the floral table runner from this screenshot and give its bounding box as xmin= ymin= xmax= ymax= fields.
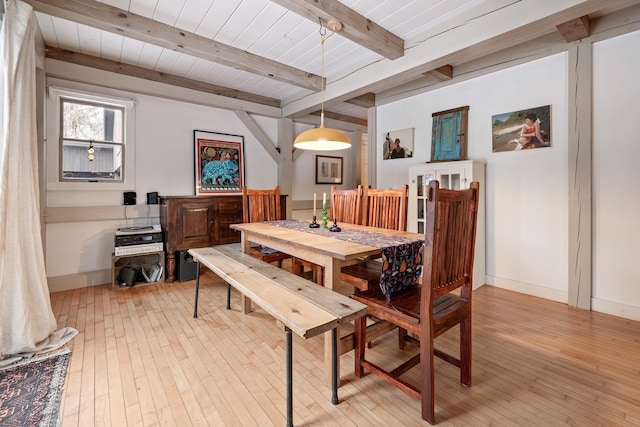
xmin=267 ymin=220 xmax=423 ymax=300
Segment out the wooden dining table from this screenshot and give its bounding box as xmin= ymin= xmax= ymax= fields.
xmin=230 ymin=220 xmax=424 ymax=384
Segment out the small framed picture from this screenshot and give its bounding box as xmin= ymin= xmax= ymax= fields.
xmin=315 ymin=155 xmax=343 ymax=185
xmin=194 ymin=130 xmax=244 ymax=195
xmin=383 ymin=128 xmax=414 ymax=160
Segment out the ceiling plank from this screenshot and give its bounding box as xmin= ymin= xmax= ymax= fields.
xmin=271 ymin=0 xmax=404 ymax=60
xmin=46 ymin=47 xmax=281 ymax=108
xmin=345 ymin=93 xmax=375 ymax=109
xmin=23 ymin=0 xmax=323 ymax=91
xmin=557 ymin=16 xmax=590 ymax=42
xmin=425 ymin=65 xmax=453 ymax=81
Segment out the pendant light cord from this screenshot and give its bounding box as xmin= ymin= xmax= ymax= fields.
xmin=318 ymin=21 xmax=337 ymax=128
xmin=319 ymin=23 xmax=326 ymax=127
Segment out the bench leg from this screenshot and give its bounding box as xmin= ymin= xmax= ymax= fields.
xmin=332 ymin=327 xmax=339 ymax=405
xmin=193 ymin=261 xmax=201 ymax=318
xmin=286 ymin=328 xmax=293 ymax=427
xmin=226 ymin=284 xmax=231 ymax=310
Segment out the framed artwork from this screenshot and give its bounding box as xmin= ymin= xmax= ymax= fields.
xmin=383 ymin=128 xmax=414 ymax=159
xmin=491 ymin=105 xmax=551 ymax=152
xmin=194 ymin=130 xmax=244 ymax=195
xmin=315 ymin=155 xmax=343 ymax=184
xmin=431 ymin=106 xmax=469 ymax=162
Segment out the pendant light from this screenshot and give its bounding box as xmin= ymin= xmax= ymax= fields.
xmin=294 ymin=20 xmax=351 ymax=151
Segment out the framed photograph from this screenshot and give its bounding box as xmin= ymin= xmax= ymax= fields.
xmin=431 ymin=106 xmax=469 ymax=162
xmin=194 ymin=130 xmax=244 ymax=195
xmin=315 ymin=155 xmax=343 ymax=185
xmin=491 ymin=105 xmax=551 ymax=152
xmin=383 ymin=128 xmax=414 ymax=159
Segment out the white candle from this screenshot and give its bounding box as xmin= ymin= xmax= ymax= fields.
xmin=323 ymin=192 xmax=326 ymax=207
xmin=313 ymin=192 xmax=316 ymax=216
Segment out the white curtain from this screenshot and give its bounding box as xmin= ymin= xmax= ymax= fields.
xmin=0 ymin=0 xmax=76 ymax=365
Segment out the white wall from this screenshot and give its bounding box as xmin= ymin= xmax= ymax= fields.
xmin=377 ymin=53 xmax=569 ymax=303
xmin=592 ymin=31 xmax=640 ymax=316
xmin=134 ymin=95 xmax=278 ymax=197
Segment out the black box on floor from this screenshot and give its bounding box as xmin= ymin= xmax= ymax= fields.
xmin=176 ymin=250 xmax=198 ymax=281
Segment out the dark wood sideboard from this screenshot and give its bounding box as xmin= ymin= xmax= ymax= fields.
xmin=159 ymin=195 xmax=286 ymax=281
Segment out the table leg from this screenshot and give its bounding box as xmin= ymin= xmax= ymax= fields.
xmin=324 ymin=258 xmax=342 ymax=386
xmin=239 ymin=233 xmax=253 ymax=314
xmin=286 ymin=328 xmax=293 ymax=427
xmin=193 ymin=261 xmax=200 ymax=318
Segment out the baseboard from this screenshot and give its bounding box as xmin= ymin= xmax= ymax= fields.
xmin=591 ymin=298 xmax=640 ymax=322
xmin=48 ymin=269 xmax=111 ymax=293
xmin=486 ymin=275 xmax=640 ymax=322
xmin=485 ymin=275 xmax=568 ymax=304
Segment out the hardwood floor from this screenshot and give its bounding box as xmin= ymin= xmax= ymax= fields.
xmin=51 ymin=266 xmax=640 ymax=426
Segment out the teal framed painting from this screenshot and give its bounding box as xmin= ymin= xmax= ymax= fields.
xmin=430 ymin=106 xmax=469 ymax=162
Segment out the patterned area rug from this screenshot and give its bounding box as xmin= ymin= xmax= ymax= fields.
xmin=0 ymin=349 xmax=71 ymax=427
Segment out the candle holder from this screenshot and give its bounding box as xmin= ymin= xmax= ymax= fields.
xmin=329 ymin=218 xmax=341 ymax=232
xmin=309 ymin=215 xmax=320 ymax=228
xmin=321 ymin=203 xmax=329 ymax=230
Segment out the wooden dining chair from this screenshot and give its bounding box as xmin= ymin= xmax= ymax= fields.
xmin=242 ymin=186 xmax=291 ymax=267
xmin=340 ymin=185 xmax=408 ymax=292
xmin=352 ymin=180 xmax=480 ymax=424
xmin=330 ymin=185 xmax=363 ymax=224
xmin=291 ymin=185 xmax=363 ymax=285
xmin=362 ymin=185 xmax=408 ymax=231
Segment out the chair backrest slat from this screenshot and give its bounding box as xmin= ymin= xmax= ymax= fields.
xmin=242 ymin=186 xmax=282 ymax=223
xmin=362 ymin=185 xmax=408 ymax=231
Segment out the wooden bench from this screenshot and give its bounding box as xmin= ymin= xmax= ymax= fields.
xmin=188 ymin=244 xmax=367 ymax=427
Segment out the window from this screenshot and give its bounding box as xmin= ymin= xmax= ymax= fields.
xmin=60 ymin=98 xmax=125 ymax=182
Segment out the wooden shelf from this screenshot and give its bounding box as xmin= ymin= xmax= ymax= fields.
xmin=111 ymin=250 xmax=165 ymax=290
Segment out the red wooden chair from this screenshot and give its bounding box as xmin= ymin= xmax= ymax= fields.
xmin=340 ymin=185 xmax=408 ymax=292
xmin=242 ymin=186 xmax=291 ymax=267
xmin=352 ymin=180 xmax=480 ymax=424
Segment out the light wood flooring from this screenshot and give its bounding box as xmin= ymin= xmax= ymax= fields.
xmin=51 ymin=266 xmax=640 ymax=426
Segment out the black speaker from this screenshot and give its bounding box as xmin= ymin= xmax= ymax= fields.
xmin=119 ymin=266 xmax=137 ymax=287
xmin=176 ymin=250 xmax=198 ymax=282
xmin=123 ymin=191 xmax=136 ymax=205
xmin=146 ymin=191 xmax=159 ymax=205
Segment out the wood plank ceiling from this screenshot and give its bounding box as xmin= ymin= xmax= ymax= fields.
xmin=19 ymin=0 xmax=640 ymax=127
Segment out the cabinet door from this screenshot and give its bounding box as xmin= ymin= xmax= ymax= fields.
xmin=177 ymin=201 xmax=215 ymax=247
xmin=436 ymin=169 xmax=464 ymax=190
xmin=413 ymin=171 xmax=436 ymax=234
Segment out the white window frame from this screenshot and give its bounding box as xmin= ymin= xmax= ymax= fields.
xmin=47 ymin=85 xmax=135 ymax=190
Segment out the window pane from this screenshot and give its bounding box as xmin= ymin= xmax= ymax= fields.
xmin=62 ymin=140 xmax=122 ymax=181
xmin=62 ymin=100 xmax=123 ymax=142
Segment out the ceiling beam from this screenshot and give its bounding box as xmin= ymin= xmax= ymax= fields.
xmin=310 ymin=110 xmax=367 ymax=127
xmin=271 ymin=0 xmax=404 ymax=60
xmin=46 ymin=47 xmax=281 ymax=108
xmin=234 ymin=111 xmax=281 ymax=162
xmin=557 ymin=16 xmax=591 ymax=42
xmin=345 ymin=92 xmax=375 ymax=109
xmin=22 ymin=0 xmax=323 ymax=92
xmin=425 ymin=65 xmax=453 ymax=81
